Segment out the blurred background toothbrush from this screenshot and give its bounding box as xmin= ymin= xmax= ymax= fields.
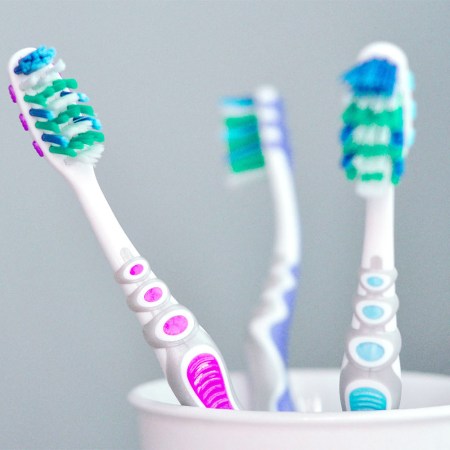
xmin=339 ymin=42 xmax=415 ymax=411
xmin=220 ymin=86 xmax=301 ymax=411
xmin=8 ymin=46 xmax=241 ymax=410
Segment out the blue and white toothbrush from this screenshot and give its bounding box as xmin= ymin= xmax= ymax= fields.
xmin=339 ymin=42 xmax=415 ymax=411
xmin=221 ymin=86 xmax=301 ymax=411
xmin=8 ymin=46 xmax=241 ymax=410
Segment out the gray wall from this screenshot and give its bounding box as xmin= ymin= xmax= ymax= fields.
xmin=0 ymin=1 xmax=449 ymax=448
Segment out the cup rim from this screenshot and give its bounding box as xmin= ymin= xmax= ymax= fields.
xmin=128 ymin=368 xmax=450 ymax=425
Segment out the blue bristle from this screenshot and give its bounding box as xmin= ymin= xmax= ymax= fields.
xmin=77 ymin=93 xmax=89 ymax=102
xmin=14 ymin=46 xmax=55 ymax=75
xmin=60 ymin=91 xmax=89 ymax=102
xmin=340 ymin=124 xmax=354 ymax=143
xmin=342 ymin=59 xmax=397 ymax=97
xmin=72 ymin=116 xmax=102 ymax=130
xmin=341 ymin=153 xmax=355 ymax=169
xmin=29 ymin=108 xmax=54 ymax=120
xmin=221 ymin=97 xmax=254 ymax=108
xmin=390 ymin=131 xmax=404 ymax=147
xmin=393 ymin=160 xmax=405 ymax=177
xmin=91 ymin=118 xmax=102 ymax=130
xmin=42 ymin=134 xmax=69 ymax=147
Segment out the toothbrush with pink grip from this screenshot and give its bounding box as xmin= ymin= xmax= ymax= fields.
xmin=8 ymin=45 xmax=241 ymax=410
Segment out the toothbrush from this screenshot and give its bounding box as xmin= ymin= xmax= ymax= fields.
xmin=220 ymin=87 xmax=300 ymax=411
xmin=8 ymin=46 xmax=241 ymax=410
xmin=339 ymin=42 xmax=415 ymax=411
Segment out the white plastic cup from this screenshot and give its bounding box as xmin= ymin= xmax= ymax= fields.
xmin=128 ymin=368 xmax=450 ymax=450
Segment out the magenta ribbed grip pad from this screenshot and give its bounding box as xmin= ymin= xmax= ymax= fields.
xmin=187 ymin=353 xmax=234 ymax=409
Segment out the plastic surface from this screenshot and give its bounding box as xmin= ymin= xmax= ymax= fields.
xmin=129 ymin=369 xmax=450 ymax=450
xmin=244 ymin=87 xmax=301 ymax=411
xmin=339 ymin=42 xmax=413 ymax=411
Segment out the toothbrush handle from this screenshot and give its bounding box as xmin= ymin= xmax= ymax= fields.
xmin=116 ymin=256 xmax=241 ymax=409
xmin=247 ymin=259 xmax=299 ymax=411
xmin=247 ymin=90 xmax=301 ymax=411
xmin=73 ymin=172 xmax=240 ymax=409
xmin=340 ymin=267 xmax=402 ymax=410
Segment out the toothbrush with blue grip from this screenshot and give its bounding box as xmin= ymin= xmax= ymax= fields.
xmin=221 ymin=87 xmax=301 ymax=411
xmin=339 ymin=42 xmax=415 ymax=411
xmin=8 ymin=46 xmax=241 ymax=410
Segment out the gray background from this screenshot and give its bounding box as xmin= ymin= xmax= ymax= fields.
xmin=0 ymin=0 xmax=449 ymax=448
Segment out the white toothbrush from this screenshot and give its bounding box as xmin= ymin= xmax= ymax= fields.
xmin=8 ymin=45 xmax=241 ymax=410
xmin=339 ymin=42 xmax=415 ymax=411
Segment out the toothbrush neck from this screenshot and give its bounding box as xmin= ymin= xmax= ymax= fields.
xmin=68 ymin=166 xmax=139 ymax=272
xmin=265 ymin=149 xmax=300 ymax=264
xmin=362 ymin=185 xmax=395 ymax=270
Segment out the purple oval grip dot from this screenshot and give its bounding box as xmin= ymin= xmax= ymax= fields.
xmin=144 ymin=287 xmax=163 ymax=302
xmin=129 ymin=264 xmax=144 ymax=276
xmin=163 ymin=315 xmax=188 ymax=336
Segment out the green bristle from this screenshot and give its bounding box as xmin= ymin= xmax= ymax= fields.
xmin=49 ymin=145 xmax=77 ymax=157
xmin=343 ymin=143 xmax=403 ymax=159
xmin=76 ymin=105 xmax=94 ymax=115
xmin=230 ymin=154 xmax=265 ymax=173
xmin=24 ymin=79 xmax=79 ymax=107
xmin=24 ymin=92 xmax=51 ymax=107
xmin=69 ymin=131 xmax=104 ymax=149
xmin=224 ymin=114 xmax=258 ymax=127
xmin=52 ymin=78 xmax=77 ymax=91
xmin=35 ymin=121 xmax=60 ymax=133
xmin=391 ymin=173 xmax=401 ymax=185
xmin=53 ymin=107 xmax=81 ymax=124
xmin=223 ymin=109 xmax=265 ymax=173
xmin=226 ymin=132 xmax=260 ymax=151
xmin=361 ymin=173 xmax=384 ymax=182
xmin=343 ymin=103 xmax=403 ymax=129
xmin=345 ymin=165 xmax=358 ymax=180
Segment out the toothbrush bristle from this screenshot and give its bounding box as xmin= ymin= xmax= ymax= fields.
xmin=14 ymin=46 xmax=56 ymax=75
xmin=13 ymin=46 xmax=104 ymax=165
xmin=342 ymin=59 xmax=397 ymax=97
xmin=220 ymin=97 xmax=265 ymax=173
xmin=340 ymin=51 xmax=415 ymax=196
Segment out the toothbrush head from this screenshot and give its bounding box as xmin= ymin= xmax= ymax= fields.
xmin=340 ymin=42 xmax=415 ymax=197
xmin=8 ymin=46 xmax=104 ymax=167
xmin=220 ymin=86 xmax=292 ymax=184
xmin=220 ymin=96 xmax=266 ymax=174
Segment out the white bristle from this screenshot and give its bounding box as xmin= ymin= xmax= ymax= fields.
xmin=355 ymin=95 xmax=400 ymax=113
xmin=47 ymin=92 xmax=78 ymax=115
xmin=222 ymin=105 xmax=254 ymax=117
xmin=352 ymin=125 xmax=391 ymax=146
xmin=61 ymin=121 xmax=92 ymax=139
xmin=71 ymin=143 xmax=104 ymax=166
xmin=20 ymin=59 xmax=65 ymax=93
